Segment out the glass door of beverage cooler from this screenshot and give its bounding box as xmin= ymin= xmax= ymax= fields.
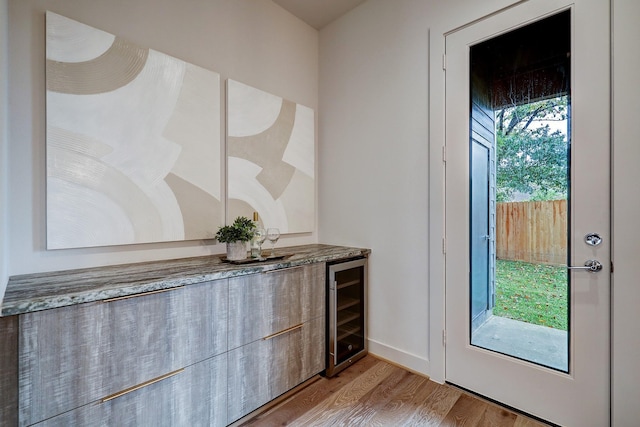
xmin=326 ymin=258 xmax=367 ymax=377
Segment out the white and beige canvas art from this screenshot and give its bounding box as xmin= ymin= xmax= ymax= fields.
xmin=227 ymin=79 xmax=315 ymax=233
xmin=46 ymin=11 xmax=222 ymax=249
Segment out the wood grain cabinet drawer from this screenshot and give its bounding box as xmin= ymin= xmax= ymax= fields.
xmin=228 ymin=263 xmax=325 ymax=350
xmin=0 ymin=316 xmax=18 ymax=426
xmin=227 ymin=316 xmax=325 ymax=423
xmin=19 ymin=280 xmax=228 ymax=426
xmin=32 ymin=353 xmax=227 ymax=427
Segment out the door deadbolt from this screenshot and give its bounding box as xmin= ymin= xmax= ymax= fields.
xmin=584 ymin=233 xmax=602 ymax=246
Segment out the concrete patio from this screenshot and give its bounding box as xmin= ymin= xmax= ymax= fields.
xmin=472 ymin=315 xmax=568 ymax=371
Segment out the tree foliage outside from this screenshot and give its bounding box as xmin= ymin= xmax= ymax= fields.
xmin=496 ymin=96 xmax=569 ymax=202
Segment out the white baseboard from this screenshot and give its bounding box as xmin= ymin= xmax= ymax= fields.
xmin=367 ymin=338 xmax=431 ymax=378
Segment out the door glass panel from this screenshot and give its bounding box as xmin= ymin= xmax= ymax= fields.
xmin=469 ymin=11 xmax=570 ymax=372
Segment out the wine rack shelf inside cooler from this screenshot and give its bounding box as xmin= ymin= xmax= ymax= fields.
xmin=326 ymin=257 xmax=367 ymax=377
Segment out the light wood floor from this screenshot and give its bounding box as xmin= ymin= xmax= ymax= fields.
xmin=241 ymin=355 xmax=551 ymax=426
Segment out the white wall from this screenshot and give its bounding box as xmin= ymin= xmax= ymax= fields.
xmin=5 ymin=0 xmax=318 ymax=276
xmin=611 ymin=0 xmax=640 ymax=424
xmin=0 ymin=0 xmax=8 ymax=301
xmin=319 ymin=0 xmax=431 ymax=374
xmin=318 ymin=0 xmax=521 ymax=376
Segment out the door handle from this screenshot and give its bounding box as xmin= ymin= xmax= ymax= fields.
xmin=564 ymin=260 xmax=602 ymax=273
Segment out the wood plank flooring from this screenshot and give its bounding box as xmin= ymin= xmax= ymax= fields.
xmin=241 ymin=355 xmax=551 ymax=426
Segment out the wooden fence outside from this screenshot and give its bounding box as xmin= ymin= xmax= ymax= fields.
xmin=495 ymin=200 xmax=567 ymax=265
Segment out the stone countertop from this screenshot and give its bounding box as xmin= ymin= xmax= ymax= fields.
xmin=1 ymin=244 xmax=370 ymax=317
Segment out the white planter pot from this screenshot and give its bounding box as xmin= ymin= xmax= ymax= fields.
xmin=226 ymin=241 xmax=247 ymax=261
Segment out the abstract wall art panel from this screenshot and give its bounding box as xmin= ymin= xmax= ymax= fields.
xmin=227 ymin=79 xmax=315 ymax=233
xmin=45 ymin=11 xmax=222 ymax=249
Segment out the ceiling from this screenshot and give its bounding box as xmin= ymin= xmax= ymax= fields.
xmin=272 ymin=0 xmax=368 ymax=30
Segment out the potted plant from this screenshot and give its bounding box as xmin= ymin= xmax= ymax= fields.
xmin=215 ymin=216 xmax=256 ymax=260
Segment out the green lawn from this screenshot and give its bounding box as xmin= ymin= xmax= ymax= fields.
xmin=494 ymin=259 xmax=568 ymax=331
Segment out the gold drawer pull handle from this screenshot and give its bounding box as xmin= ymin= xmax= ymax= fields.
xmin=102 ymin=286 xmax=184 ymax=303
xmin=101 ymin=369 xmax=184 ymax=403
xmin=262 ymin=323 xmax=304 ymax=341
xmin=263 ymin=265 xmax=302 ymax=274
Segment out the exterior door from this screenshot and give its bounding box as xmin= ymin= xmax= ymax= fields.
xmin=470 ymin=140 xmax=490 ymax=331
xmin=470 ymin=68 xmax=496 ymax=333
xmin=444 ymin=0 xmax=610 ymax=425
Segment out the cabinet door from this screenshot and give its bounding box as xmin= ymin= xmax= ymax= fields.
xmin=228 ymin=263 xmax=325 ymax=349
xmin=0 ymin=315 xmax=18 ymax=426
xmin=34 ymin=354 xmax=227 ymax=427
xmin=181 ymin=279 xmax=228 ymax=363
xmin=227 ymin=317 xmax=325 ymax=423
xmin=19 ymin=280 xmax=227 ymax=425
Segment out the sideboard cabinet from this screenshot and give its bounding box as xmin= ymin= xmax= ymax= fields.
xmin=0 ymin=256 xmax=337 ymax=426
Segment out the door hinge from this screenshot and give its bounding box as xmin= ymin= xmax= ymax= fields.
xmin=442 ymin=237 xmax=446 ymax=254
xmin=442 ymin=146 xmax=447 ymax=163
xmin=611 ymin=261 xmax=614 ymax=273
xmin=442 ymin=54 xmax=446 ymax=70
xmin=442 ymin=330 xmax=447 ymax=346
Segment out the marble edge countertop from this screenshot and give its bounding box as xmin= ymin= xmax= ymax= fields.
xmin=1 ymin=244 xmax=371 ymax=317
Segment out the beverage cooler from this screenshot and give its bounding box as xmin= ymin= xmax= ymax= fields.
xmin=325 ymin=257 xmax=368 ymax=377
